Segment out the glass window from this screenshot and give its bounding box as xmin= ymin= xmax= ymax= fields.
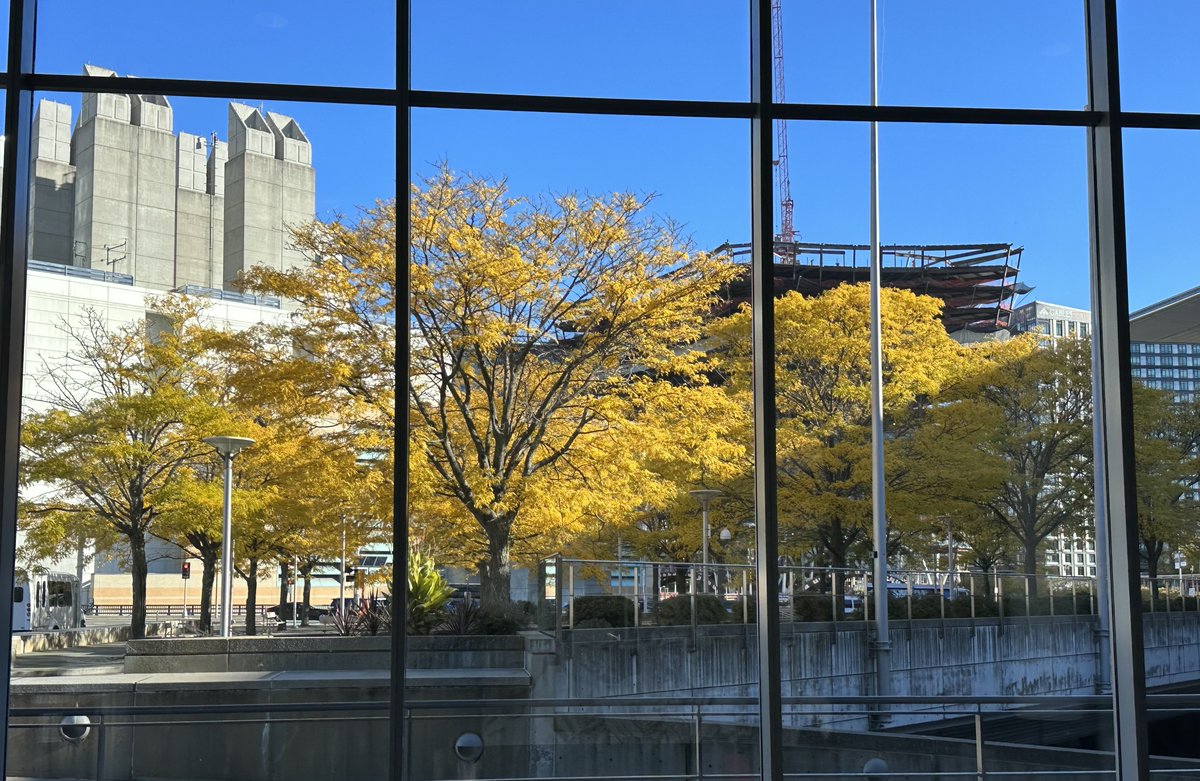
xmin=35 ymin=1 xmax=395 ymax=87
xmin=11 ymin=88 xmax=395 ymax=780
xmin=413 ymin=2 xmax=748 ymax=101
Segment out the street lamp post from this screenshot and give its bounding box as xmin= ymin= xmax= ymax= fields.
xmin=203 ymin=436 xmax=255 ymax=638
xmin=689 ymin=489 xmax=721 ymax=594
xmin=340 ymin=515 xmax=347 ymax=617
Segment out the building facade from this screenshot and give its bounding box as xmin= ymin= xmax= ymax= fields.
xmin=19 ymin=69 xmax=318 ymax=592
xmin=26 ymin=66 xmax=314 ymax=294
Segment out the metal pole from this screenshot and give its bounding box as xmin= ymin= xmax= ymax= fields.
xmin=1089 ymin=282 xmax=1113 ymax=693
xmin=701 ymin=503 xmax=710 ymax=594
xmin=867 ymin=0 xmax=891 ymax=728
xmin=340 ymin=517 xmax=346 ymax=617
xmin=292 ymin=554 xmax=299 ymax=628
xmin=219 ymin=452 xmax=233 ymax=637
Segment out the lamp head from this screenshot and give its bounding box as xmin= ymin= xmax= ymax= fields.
xmin=203 ymin=436 xmax=256 ymax=457
xmin=720 ymin=527 xmax=732 ymax=543
xmin=688 ymin=489 xmax=722 ymax=506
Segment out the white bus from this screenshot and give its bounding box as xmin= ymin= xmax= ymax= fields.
xmin=12 ymin=573 xmax=83 ymax=632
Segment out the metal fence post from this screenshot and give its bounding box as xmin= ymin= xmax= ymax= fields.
xmin=974 ymin=710 xmax=986 ymax=781
xmin=568 ymin=562 xmax=575 ymax=629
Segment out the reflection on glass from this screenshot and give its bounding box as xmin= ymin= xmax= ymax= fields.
xmin=1125 ymin=129 xmax=1200 ymax=772
xmin=11 ymin=85 xmax=394 ymax=779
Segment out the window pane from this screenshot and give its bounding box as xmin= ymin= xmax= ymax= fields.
xmin=11 ymin=89 xmax=395 ymax=780
xmin=410 ymin=108 xmax=755 ymax=780
xmin=34 ymin=1 xmax=395 ymax=88
xmin=865 ymin=122 xmax=1112 ymax=774
xmin=1124 ymin=128 xmax=1200 ymax=771
xmin=1118 ymin=0 xmax=1200 ymax=114
xmin=783 ymin=1 xmax=1087 ymax=109
xmin=412 ymin=1 xmax=750 ymax=101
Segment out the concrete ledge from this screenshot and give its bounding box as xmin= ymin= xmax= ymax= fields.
xmin=11 ymin=621 xmax=181 ymax=657
xmin=125 ymin=634 xmax=528 ymax=674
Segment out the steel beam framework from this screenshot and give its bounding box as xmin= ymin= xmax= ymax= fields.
xmin=0 ymin=1 xmax=1169 ymax=779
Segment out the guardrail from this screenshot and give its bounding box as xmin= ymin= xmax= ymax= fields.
xmin=89 ymin=604 xmax=253 ymax=617
xmin=14 ymin=694 xmax=1200 ymax=780
xmin=539 ymin=558 xmax=1113 ymax=632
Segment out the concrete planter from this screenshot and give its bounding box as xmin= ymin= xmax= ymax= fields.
xmin=124 ymin=633 xmax=528 ymax=673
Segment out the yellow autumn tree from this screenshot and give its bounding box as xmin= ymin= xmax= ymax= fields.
xmin=20 ymin=298 xmax=226 ymax=638
xmin=405 ymin=168 xmax=739 ymax=604
xmin=707 ymin=284 xmax=1013 ymax=594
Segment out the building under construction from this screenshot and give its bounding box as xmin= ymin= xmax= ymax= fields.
xmin=712 ymin=241 xmax=1031 ymax=339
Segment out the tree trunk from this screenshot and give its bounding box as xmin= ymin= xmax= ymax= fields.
xmin=1146 ymin=542 xmax=1162 ymax=603
xmin=1023 ymin=538 xmax=1039 ymax=598
xmin=479 ymin=520 xmax=513 ymax=607
xmin=199 ymin=549 xmax=218 ymax=632
xmin=245 ymin=557 xmax=259 ymax=636
xmin=129 ymin=532 xmax=149 ymax=640
xmin=279 ymin=560 xmax=290 ymax=611
xmin=302 ymin=572 xmax=313 ymax=627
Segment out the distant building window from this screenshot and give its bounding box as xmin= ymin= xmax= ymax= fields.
xmin=1055 ymin=320 xmax=1064 ymax=337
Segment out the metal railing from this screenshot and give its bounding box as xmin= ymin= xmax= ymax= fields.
xmin=541 ymin=557 xmax=1104 ymax=631
xmin=11 ymin=694 xmax=1200 ymax=779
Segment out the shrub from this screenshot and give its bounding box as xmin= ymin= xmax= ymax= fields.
xmin=477 ymin=603 xmax=528 ymax=635
xmin=572 ymin=595 xmax=635 ymax=628
xmin=574 ymin=618 xmax=612 ymax=629
xmin=655 ymin=594 xmax=727 ymax=626
xmin=790 ymin=593 xmax=835 ymax=622
xmin=407 ymin=550 xmax=453 ymax=635
xmin=440 ymin=599 xmax=481 ymax=635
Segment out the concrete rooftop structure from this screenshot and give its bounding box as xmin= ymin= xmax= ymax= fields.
xmin=23 ymin=66 xmax=316 ymax=294
xmin=1130 ymin=285 xmax=1200 ymax=343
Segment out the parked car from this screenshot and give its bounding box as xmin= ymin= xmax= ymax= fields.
xmin=266 ymin=602 xmax=328 ymax=622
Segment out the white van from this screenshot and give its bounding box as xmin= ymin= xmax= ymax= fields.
xmin=12 ymin=573 xmax=83 ymax=632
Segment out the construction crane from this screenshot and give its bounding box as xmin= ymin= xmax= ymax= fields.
xmin=771 ymin=0 xmax=794 ymax=257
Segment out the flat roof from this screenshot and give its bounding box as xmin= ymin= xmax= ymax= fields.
xmin=1130 ymin=285 xmax=1200 ymax=343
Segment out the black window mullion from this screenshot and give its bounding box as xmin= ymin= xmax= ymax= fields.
xmin=1085 ymin=1 xmax=1149 ymax=778
xmin=0 ymin=0 xmax=37 ymax=775
xmin=749 ymin=2 xmax=782 ymax=780
xmin=393 ymin=3 xmax=410 ymax=780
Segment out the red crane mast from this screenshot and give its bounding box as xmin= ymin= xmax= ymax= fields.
xmin=771 ymin=0 xmax=794 ymax=252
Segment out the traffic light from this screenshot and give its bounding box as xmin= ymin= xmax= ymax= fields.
xmin=181 ymin=562 xmax=191 ymax=580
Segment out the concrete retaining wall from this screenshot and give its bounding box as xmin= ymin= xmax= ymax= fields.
xmin=124 ymin=634 xmax=526 ymax=673
xmin=555 ymin=614 xmax=1200 ymax=729
xmin=12 ymin=620 xmax=181 ymax=657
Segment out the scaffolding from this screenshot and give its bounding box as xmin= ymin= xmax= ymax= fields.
xmin=711 ymin=240 xmax=1029 ymax=334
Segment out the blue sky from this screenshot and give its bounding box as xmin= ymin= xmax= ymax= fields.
xmin=411 ymin=1 xmax=1200 ymax=314
xmin=31 ymin=1 xmax=397 ymax=218
xmin=18 ymin=2 xmax=1200 ymax=312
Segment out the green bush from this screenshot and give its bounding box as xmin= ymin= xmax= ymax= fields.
xmin=573 ymin=595 xmax=635 ymax=628
xmin=574 ymin=618 xmax=612 ymax=629
xmin=790 ymin=593 xmax=835 ymax=622
xmin=407 ymin=550 xmax=453 ymax=635
xmin=655 ymin=594 xmax=727 ymax=626
xmin=477 ymin=603 xmax=528 ymax=635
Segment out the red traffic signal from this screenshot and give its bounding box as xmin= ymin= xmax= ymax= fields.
xmin=181 ymin=562 xmax=191 ymax=580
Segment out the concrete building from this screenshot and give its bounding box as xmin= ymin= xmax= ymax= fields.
xmin=27 ymin=67 xmax=315 ymax=296
xmin=1014 ymin=293 xmax=1200 ymax=578
xmin=1130 ymin=285 xmax=1200 ymax=400
xmin=1009 ymin=299 xmax=1092 ymax=345
xmin=19 ymin=68 xmax=320 ymax=601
